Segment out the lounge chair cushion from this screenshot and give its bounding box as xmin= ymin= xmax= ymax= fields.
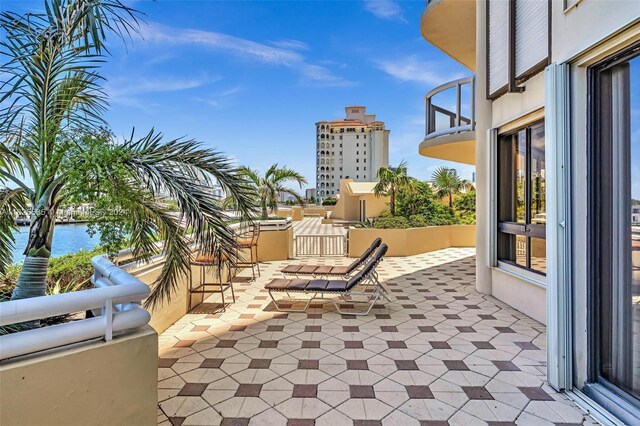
xmin=328 ymin=266 xmax=349 ymax=274
xmin=306 ymin=280 xmax=329 ymax=291
xmin=265 ymin=279 xmax=309 ymax=291
xmin=282 ymin=265 xmax=304 ymax=274
xmin=298 ymin=265 xmax=318 ymax=274
xmin=313 ymin=266 xmax=333 ymax=274
xmin=325 ymin=280 xmax=349 ymax=292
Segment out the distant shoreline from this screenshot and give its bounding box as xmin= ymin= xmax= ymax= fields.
xmin=15 ymin=219 xmax=89 ymax=226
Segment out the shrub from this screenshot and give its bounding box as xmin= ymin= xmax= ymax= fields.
xmin=453 ymin=191 xmax=476 ymax=224
xmin=373 ymin=216 xmax=410 ymax=229
xmin=409 ymin=215 xmax=429 ymax=228
xmin=48 ymin=248 xmax=103 ymax=289
xmin=0 ymin=248 xmax=103 ymax=301
xmin=322 ymin=197 xmax=338 ymax=206
xmin=424 ymin=202 xmax=457 ymax=225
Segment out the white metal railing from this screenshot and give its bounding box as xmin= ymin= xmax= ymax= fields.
xmin=425 ymin=76 xmax=475 ymax=140
xmin=0 ymin=256 xmax=150 ymax=360
xmin=294 ymin=234 xmax=347 ymax=256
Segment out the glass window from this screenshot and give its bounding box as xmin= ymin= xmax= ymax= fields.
xmin=497 ymin=121 xmax=546 ymax=274
xmin=590 ymin=50 xmax=640 ymax=404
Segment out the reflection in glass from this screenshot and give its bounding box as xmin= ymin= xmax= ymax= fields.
xmin=530 ymin=124 xmax=546 ymax=223
xmin=530 ymin=238 xmax=546 ymax=274
xmin=514 ymin=130 xmax=526 ymax=224
xmin=596 ymin=54 xmax=640 ymax=400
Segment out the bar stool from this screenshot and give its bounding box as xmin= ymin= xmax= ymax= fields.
xmin=188 ymin=251 xmax=235 ymax=312
xmin=234 ymin=222 xmax=261 ymax=280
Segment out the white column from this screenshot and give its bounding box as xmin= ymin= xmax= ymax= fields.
xmin=475 ymin=0 xmax=493 ymax=295
xmin=545 ymin=62 xmax=572 ymax=391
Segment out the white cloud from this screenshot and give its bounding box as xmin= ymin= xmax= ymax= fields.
xmin=269 ymin=39 xmax=310 ymax=51
xmin=376 ymin=55 xmax=466 ymax=86
xmin=363 ymin=0 xmax=406 ymax=22
xmin=138 ymin=23 xmax=353 ymax=87
xmin=192 ymin=84 xmax=245 ymax=109
xmin=105 ymin=74 xmax=218 ymax=109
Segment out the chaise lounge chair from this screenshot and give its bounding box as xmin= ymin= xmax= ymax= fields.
xmin=280 ymin=237 xmax=382 ymax=278
xmin=266 ymin=244 xmax=389 ymax=315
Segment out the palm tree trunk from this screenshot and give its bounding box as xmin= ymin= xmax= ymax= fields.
xmin=11 ymin=206 xmax=55 ymax=301
xmin=390 ymin=190 xmax=396 ymax=216
xmin=261 ymin=201 xmax=268 ymax=220
xmin=449 ymin=193 xmax=453 ymax=209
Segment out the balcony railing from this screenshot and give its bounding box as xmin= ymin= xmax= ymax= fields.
xmin=425 ymin=76 xmax=475 ymax=140
xmin=0 ymin=256 xmax=150 ymax=360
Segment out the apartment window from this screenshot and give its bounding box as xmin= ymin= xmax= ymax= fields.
xmin=356 ymin=151 xmax=359 ymax=155
xmin=339 ymin=136 xmax=343 ymax=140
xmin=356 ymin=135 xmax=359 ymax=139
xmin=364 ymin=151 xmax=366 ymax=155
xmin=364 ymin=159 xmax=366 ymax=163
xmin=331 ymin=136 xmax=335 ymax=140
xmin=332 ymin=144 xmax=334 ymax=147
xmin=364 ymin=167 xmax=366 ymax=171
xmin=587 ymin=47 xmax=640 ymax=410
xmin=487 ymin=0 xmax=549 ymax=98
xmin=352 ymin=109 xmax=358 ymax=113
xmin=356 ymin=159 xmax=359 ymax=163
xmin=361 ymin=128 xmax=364 ymax=132
xmin=356 ymin=167 xmax=359 ymax=171
xmin=364 ymin=135 xmax=366 ymax=139
xmin=497 ymin=121 xmax=546 ymax=274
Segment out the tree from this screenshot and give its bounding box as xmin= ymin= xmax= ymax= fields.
xmin=453 ymin=190 xmax=476 ymax=224
xmin=322 ymin=197 xmax=337 ymax=206
xmin=0 ymin=1 xmax=254 ymax=309
xmin=241 ymin=164 xmax=307 ymax=220
xmin=431 ymin=167 xmax=474 ymax=208
xmin=374 ymin=161 xmax=415 ymax=216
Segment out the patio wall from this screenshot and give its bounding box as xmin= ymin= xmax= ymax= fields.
xmin=0 ymin=326 xmax=157 ymax=426
xmin=348 ymin=225 xmax=476 ymax=257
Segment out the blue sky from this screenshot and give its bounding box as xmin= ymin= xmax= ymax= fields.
xmin=3 ymin=0 xmax=474 ymax=190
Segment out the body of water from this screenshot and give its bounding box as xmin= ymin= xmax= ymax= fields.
xmin=11 ymin=224 xmax=100 ymax=263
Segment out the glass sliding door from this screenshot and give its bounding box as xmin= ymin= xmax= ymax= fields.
xmin=588 ymin=46 xmax=640 ymax=418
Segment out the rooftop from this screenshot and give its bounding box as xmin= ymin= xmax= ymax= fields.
xmin=156 ymin=247 xmax=596 ymax=425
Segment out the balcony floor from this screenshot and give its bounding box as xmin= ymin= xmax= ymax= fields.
xmin=157 ymin=248 xmax=597 ymax=426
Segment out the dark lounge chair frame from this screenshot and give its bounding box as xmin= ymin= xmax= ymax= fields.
xmin=267 ymin=245 xmax=390 ymax=316
xmin=280 ymin=237 xmax=382 ymax=279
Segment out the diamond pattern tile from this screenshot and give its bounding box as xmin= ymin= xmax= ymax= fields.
xmin=157 ymin=245 xmax=597 ymax=425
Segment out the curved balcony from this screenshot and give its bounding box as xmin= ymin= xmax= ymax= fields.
xmin=421 ymin=0 xmax=476 ymax=71
xmin=419 ymin=76 xmax=476 ymax=165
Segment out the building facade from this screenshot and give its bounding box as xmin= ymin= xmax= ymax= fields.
xmin=420 ymin=0 xmax=640 ymax=423
xmin=315 ymin=106 xmax=389 ymax=201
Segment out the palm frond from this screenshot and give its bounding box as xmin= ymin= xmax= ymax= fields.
xmin=0 ymin=187 xmax=28 ymax=274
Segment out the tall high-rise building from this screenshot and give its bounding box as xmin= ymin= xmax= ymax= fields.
xmin=315 ymin=106 xmax=389 ymax=200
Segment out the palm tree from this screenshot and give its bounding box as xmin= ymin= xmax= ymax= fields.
xmin=241 ymin=165 xmax=307 ymax=220
xmin=374 ymin=161 xmax=414 ymax=216
xmin=431 ymin=166 xmax=474 ymax=208
xmin=0 ymin=0 xmax=255 ymax=309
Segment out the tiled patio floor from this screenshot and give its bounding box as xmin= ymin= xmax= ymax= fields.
xmin=157 ymin=248 xmax=597 ymax=426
